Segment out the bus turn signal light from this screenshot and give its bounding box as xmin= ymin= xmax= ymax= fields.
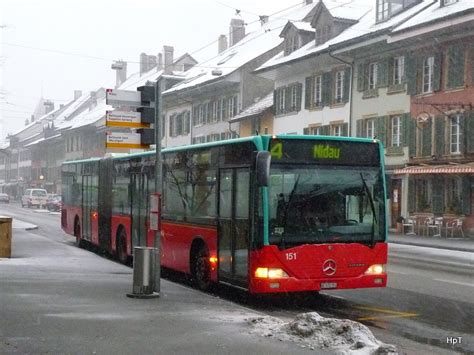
xmin=255 ymin=267 xmax=289 ymax=279
xmin=364 ymin=264 xmax=385 ymax=275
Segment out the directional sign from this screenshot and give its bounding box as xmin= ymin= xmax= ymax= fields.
xmin=106 ymin=89 xmax=142 ymax=108
xmin=106 ymin=132 xmax=148 ymax=149
xmin=106 ymin=110 xmax=150 ymax=128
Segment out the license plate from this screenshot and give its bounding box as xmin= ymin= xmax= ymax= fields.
xmin=320 ymin=282 xmax=337 ymax=289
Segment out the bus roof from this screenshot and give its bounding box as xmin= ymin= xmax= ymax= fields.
xmin=61 ymin=135 xmax=381 ymax=165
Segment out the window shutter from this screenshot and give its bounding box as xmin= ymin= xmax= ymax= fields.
xmin=357 ymin=64 xmax=365 ymax=92
xmin=388 ymin=57 xmax=394 ymax=86
xmin=322 ymin=72 xmax=332 ymax=106
xmin=169 ymin=114 xmax=175 ymax=137
xmin=273 ymin=89 xmax=279 ymax=115
xmin=467 ymin=111 xmax=474 ymax=153
xmin=303 ymin=127 xmax=309 ymax=135
xmin=305 ymin=77 xmax=312 ymax=109
xmin=376 ymin=116 xmax=388 ymax=148
xmin=233 ymin=96 xmax=238 ymax=117
xmin=433 ymin=52 xmax=441 ymax=92
xmin=408 ymin=178 xmax=415 ymax=213
xmin=459 ymin=114 xmax=465 ymax=153
xmin=285 ymin=87 xmax=291 ymax=113
xmin=408 ymin=115 xmax=416 ymax=157
xmin=432 ymin=176 xmax=444 ymax=215
xmin=421 ymin=118 xmax=432 ymax=156
xmin=184 ymin=111 xmax=191 ymax=135
xmin=434 ymin=116 xmax=445 ymax=156
xmin=461 ymin=176 xmax=471 ymax=215
xmin=322 ymin=125 xmax=330 ymax=136
xmin=471 ymin=47 xmax=474 ymax=85
xmin=356 ymin=119 xmax=363 ymax=137
xmin=406 ymin=55 xmax=417 ymax=95
xmin=342 ymin=123 xmax=348 ymax=136
xmin=402 ymin=113 xmax=410 ymax=147
xmin=296 ymin=83 xmax=303 ymax=112
xmin=192 ymin=106 xmax=197 ymax=126
xmin=454 ymin=46 xmax=465 ymax=87
xmin=377 ymin=59 xmax=389 ymax=88
xmin=343 ymin=67 xmax=351 ymax=103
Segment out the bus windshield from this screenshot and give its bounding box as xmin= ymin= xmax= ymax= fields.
xmin=268 ymin=165 xmax=385 ymax=247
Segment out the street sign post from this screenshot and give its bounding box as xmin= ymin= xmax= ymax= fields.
xmin=105 ymin=131 xmax=148 ymax=149
xmin=106 ymin=110 xmax=150 ymax=128
xmin=106 ymin=89 xmax=142 ymax=108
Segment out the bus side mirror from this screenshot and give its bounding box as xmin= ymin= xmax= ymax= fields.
xmin=256 ymin=151 xmax=271 ymax=186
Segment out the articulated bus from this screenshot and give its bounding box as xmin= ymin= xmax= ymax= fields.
xmin=61 ymin=135 xmax=387 ymax=293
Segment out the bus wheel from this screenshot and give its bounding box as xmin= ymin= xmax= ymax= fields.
xmin=74 ymin=219 xmax=82 ymax=248
xmin=116 ymin=229 xmax=128 ymax=264
xmin=193 ymin=247 xmax=211 ymax=291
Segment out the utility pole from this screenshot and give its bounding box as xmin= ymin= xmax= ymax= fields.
xmin=153 ymin=76 xmax=165 ymax=295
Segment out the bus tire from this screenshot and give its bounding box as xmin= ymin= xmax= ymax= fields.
xmin=74 ymin=217 xmax=82 ymax=248
xmin=192 ymin=246 xmax=212 ymax=291
xmin=116 ymin=228 xmax=128 ymax=264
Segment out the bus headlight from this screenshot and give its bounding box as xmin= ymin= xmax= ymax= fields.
xmin=364 ymin=264 xmax=385 ymax=275
xmin=255 ymin=267 xmax=289 ymax=279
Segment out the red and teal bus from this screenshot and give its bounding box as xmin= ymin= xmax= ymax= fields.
xmin=61 ymin=135 xmax=387 ymax=293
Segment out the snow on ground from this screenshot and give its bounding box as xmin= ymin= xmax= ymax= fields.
xmin=247 ymin=312 xmax=397 ymax=354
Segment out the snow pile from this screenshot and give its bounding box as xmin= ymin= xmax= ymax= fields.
xmin=248 ymin=312 xmax=397 ymax=355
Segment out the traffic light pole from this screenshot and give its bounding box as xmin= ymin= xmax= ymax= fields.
xmin=153 ymin=77 xmax=164 ymax=295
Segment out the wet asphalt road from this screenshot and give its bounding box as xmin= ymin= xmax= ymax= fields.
xmin=1 ymin=202 xmax=473 ymax=354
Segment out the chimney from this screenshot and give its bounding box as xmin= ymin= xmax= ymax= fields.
xmin=259 ymin=15 xmax=269 ymax=26
xmin=43 ymin=100 xmax=54 ymax=114
xmin=163 ymin=45 xmax=174 ymax=74
xmin=31 ymin=114 xmax=35 ymax=122
xmin=111 ymin=60 xmax=127 ymax=88
xmin=74 ymin=90 xmax=82 ymax=100
xmin=229 ymin=18 xmax=245 ymax=46
xmin=157 ymin=53 xmax=163 ymax=71
xmin=218 ymin=35 xmax=228 ymax=54
xmin=90 ymin=91 xmax=97 ymax=108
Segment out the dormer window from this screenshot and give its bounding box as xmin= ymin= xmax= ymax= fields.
xmin=284 ymin=35 xmax=300 ymax=55
xmin=441 ymin=0 xmax=458 ymax=6
xmin=376 ymin=0 xmax=420 ymax=22
xmin=315 ymin=25 xmax=332 ymax=46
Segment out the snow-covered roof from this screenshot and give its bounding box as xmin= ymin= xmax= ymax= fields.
xmin=229 ymin=92 xmax=273 ymax=123
xmin=163 ymin=2 xmax=318 ymax=95
xmin=257 ymin=0 xmax=432 ymax=72
xmin=289 ymin=21 xmax=314 ymax=33
xmin=393 ymin=0 xmax=474 ymax=32
xmin=56 ymin=99 xmax=110 ymax=131
xmin=9 ymin=103 xmax=66 ymax=137
xmin=24 ymin=133 xmax=62 ymax=147
xmin=322 ymin=0 xmax=372 ymax=21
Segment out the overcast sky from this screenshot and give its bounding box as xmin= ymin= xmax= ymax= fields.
xmin=0 ymin=0 xmax=300 ymax=140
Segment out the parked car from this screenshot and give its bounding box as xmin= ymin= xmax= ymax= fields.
xmin=0 ymin=193 xmax=9 ymax=203
xmin=46 ymin=195 xmax=62 ymax=212
xmin=21 ymin=189 xmax=48 ymax=208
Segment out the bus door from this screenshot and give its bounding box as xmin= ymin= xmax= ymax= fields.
xmin=218 ymin=168 xmax=250 ymax=287
xmin=82 ymin=175 xmax=92 ymax=241
xmin=130 ymin=173 xmax=148 ymax=250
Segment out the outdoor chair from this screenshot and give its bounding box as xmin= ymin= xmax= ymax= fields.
xmin=402 ymin=217 xmax=416 ymax=235
xmin=445 ymin=219 xmax=465 ymax=238
xmin=427 ymin=217 xmax=443 ymax=237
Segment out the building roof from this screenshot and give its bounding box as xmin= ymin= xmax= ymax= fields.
xmin=163 ymin=2 xmax=318 ymax=95
xmin=392 ymin=0 xmax=474 ymax=33
xmin=256 ymin=0 xmax=432 ymax=72
xmin=229 ymin=92 xmax=273 ymax=123
xmin=318 ymin=0 xmax=372 ymax=21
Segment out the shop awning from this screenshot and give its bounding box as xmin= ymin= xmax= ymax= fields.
xmin=394 ymin=163 xmax=474 ymax=175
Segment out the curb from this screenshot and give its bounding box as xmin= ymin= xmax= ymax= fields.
xmin=389 ymin=240 xmax=474 ymax=253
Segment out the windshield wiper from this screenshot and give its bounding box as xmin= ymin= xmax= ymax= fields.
xmin=279 ymin=175 xmax=300 ymax=249
xmin=360 ymin=173 xmax=377 ymax=248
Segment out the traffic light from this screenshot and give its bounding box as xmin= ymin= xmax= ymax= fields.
xmin=137 ymin=86 xmax=156 ymax=145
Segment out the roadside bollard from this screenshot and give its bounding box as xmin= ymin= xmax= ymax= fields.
xmin=0 ymin=216 xmax=13 ymax=258
xmin=126 ymin=247 xmax=160 ymax=299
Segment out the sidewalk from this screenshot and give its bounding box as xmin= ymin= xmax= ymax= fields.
xmin=388 ymin=231 xmax=474 ymax=252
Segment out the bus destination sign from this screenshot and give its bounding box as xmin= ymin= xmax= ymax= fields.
xmin=269 ymin=139 xmax=379 ymax=166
